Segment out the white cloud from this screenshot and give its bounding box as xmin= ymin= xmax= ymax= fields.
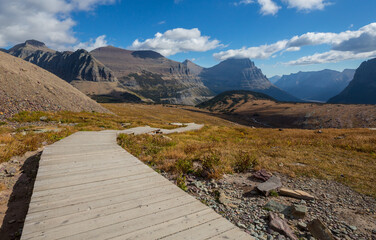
xmin=282 ymin=0 xmax=330 ymax=11
xmin=214 ymin=40 xmax=288 ymax=60
xmin=234 ymin=0 xmax=280 ymax=15
xmin=214 ymin=22 xmax=376 ymax=65
xmin=0 ymin=0 xmax=115 ymax=50
xmin=130 ymin=28 xmax=223 ymax=56
xmin=73 ymin=35 xmax=108 ymax=51
xmin=287 ymin=50 xmax=376 ymax=65
xmin=258 ymin=0 xmax=280 ymax=15
xmin=234 ymin=0 xmax=254 ymax=6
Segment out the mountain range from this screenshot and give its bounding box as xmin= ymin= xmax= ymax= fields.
xmin=199 ymin=58 xmax=300 ymax=102
xmin=273 ymin=69 xmax=355 ymax=102
xmin=5 ymin=40 xmax=299 ymax=105
xmin=328 ymin=58 xmax=376 ymax=104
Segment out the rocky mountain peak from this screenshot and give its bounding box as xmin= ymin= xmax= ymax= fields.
xmin=25 ymin=40 xmax=46 ymax=47
xmin=221 ymin=58 xmax=255 ymax=68
xmin=131 ymin=50 xmax=164 ymax=59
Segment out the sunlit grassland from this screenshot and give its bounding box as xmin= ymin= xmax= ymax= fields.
xmin=118 ymin=124 xmax=376 ymax=197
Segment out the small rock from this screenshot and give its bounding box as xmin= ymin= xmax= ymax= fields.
xmin=268 ymin=213 xmax=298 ymax=240
xmin=307 ymin=219 xmax=335 ymax=240
xmin=291 ymin=204 xmax=307 ymax=219
xmin=39 ymin=116 xmax=48 ymax=121
xmin=279 ymin=188 xmax=315 ymax=200
xmin=317 ymin=130 xmax=322 ymax=133
xmin=253 ymin=169 xmax=272 ymax=182
xmin=5 ymin=167 xmax=17 ymax=176
xmin=297 ymin=222 xmax=308 ymax=231
xmin=161 ymin=135 xmax=172 ymax=141
xmin=237 ymin=222 xmax=246 ymax=228
xmin=348 ymin=225 xmax=357 ymax=231
xmin=264 ymin=200 xmax=289 ymax=213
xmin=257 ymin=176 xmax=282 ymax=196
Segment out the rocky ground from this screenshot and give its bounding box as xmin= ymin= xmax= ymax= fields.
xmin=162 ymin=171 xmax=376 ymax=240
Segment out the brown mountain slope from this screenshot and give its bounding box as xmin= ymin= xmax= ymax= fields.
xmin=91 ymin=46 xmax=213 ymax=105
xmin=6 ymin=40 xmax=141 ymax=103
xmin=197 ymin=90 xmax=376 ymax=129
xmin=0 ymin=52 xmax=110 ymax=119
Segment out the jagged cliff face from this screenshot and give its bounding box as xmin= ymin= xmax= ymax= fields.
xmin=328 ymin=58 xmax=376 ymax=104
xmin=7 ymin=40 xmax=117 ymax=83
xmin=91 ymin=46 xmax=213 ymax=105
xmin=200 ymin=58 xmax=300 ymax=102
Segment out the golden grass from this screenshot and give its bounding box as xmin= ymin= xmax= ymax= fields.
xmin=118 ymin=124 xmax=376 ymax=197
xmin=0 ymin=103 xmax=231 ymax=164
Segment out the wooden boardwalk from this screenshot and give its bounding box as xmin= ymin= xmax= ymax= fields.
xmin=21 ymin=125 xmax=254 ymax=240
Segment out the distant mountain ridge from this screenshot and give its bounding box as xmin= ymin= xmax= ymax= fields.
xmin=7 ymin=40 xmax=117 ymax=83
xmin=91 ymin=46 xmax=213 ymax=105
xmin=5 ymin=40 xmax=143 ymax=103
xmin=275 ymin=69 xmax=355 ymax=102
xmin=269 ymin=75 xmax=281 ymax=84
xmin=328 ymin=58 xmax=376 ymax=104
xmin=6 ymin=40 xmax=300 ymax=105
xmin=200 ymin=58 xmax=301 ymax=102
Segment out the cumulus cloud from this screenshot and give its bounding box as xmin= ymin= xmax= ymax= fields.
xmin=0 ymin=0 xmax=115 ymax=50
xmin=130 ymin=28 xmax=223 ymax=56
xmin=287 ymin=50 xmax=376 ymax=65
xmin=282 ymin=0 xmax=330 ymax=11
xmin=234 ymin=0 xmax=329 ymax=15
xmin=234 ymin=0 xmax=280 ymax=15
xmin=214 ymin=22 xmax=376 ymax=65
xmin=258 ymin=0 xmax=280 ymax=15
xmin=73 ymin=35 xmax=108 ymax=51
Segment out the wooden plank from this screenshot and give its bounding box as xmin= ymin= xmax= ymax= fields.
xmin=21 ymin=125 xmax=254 ymax=240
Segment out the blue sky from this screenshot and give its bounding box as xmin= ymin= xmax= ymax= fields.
xmin=1 ymin=0 xmax=376 ymax=77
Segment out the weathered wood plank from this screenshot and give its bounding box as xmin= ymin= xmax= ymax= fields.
xmin=21 ymin=125 xmax=253 ymax=240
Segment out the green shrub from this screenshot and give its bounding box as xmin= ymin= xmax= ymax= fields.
xmin=233 ymin=151 xmax=258 ymax=173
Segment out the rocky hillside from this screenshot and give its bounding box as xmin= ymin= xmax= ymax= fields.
xmin=328 ymin=58 xmax=376 ymax=104
xmin=91 ymin=46 xmax=213 ymax=105
xmin=6 ymin=40 xmax=141 ymax=103
xmin=0 ymin=52 xmax=109 ymax=119
xmin=200 ymin=59 xmax=301 ymax=102
xmin=275 ymin=69 xmax=355 ymax=102
xmin=197 ymin=90 xmax=276 ymax=111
